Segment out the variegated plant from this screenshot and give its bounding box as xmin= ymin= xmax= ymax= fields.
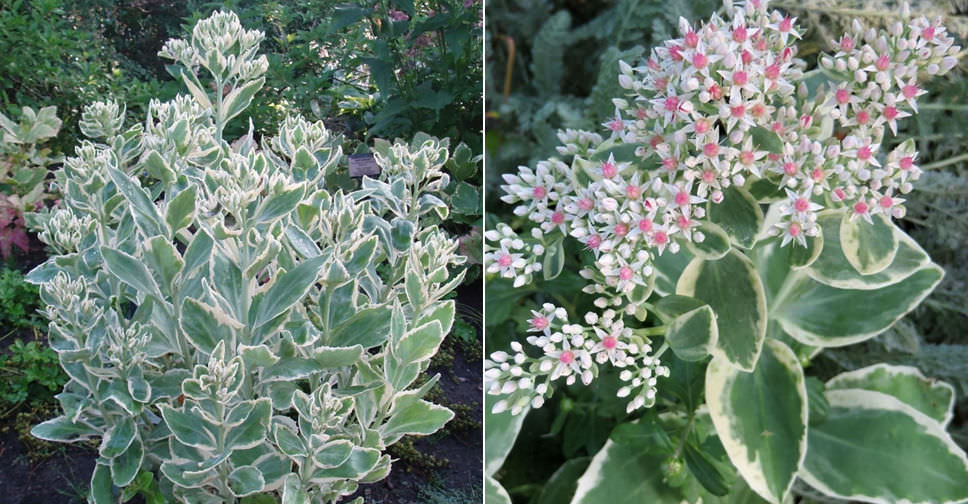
xmin=27 ymin=11 xmax=466 ymax=504
xmin=485 ymin=1 xmax=968 ymax=503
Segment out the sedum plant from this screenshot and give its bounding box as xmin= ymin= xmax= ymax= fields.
xmin=27 ymin=11 xmax=466 ymax=504
xmin=485 ymin=1 xmax=968 ymax=503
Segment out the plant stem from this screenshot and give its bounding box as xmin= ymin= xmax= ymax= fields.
xmin=921 ymin=152 xmax=968 ymax=171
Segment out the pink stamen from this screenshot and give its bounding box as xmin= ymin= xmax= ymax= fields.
xmin=638 ymin=219 xmax=653 ymax=232
xmin=663 ymin=157 xmax=679 ymax=171
xmin=603 ymin=335 xmax=618 ymax=349
xmin=854 ymin=201 xmax=869 ymax=214
xmin=784 ymin=162 xmax=798 ymax=176
xmin=879 ymin=195 xmax=893 ymax=208
xmin=608 ymin=119 xmax=624 ymax=132
xmin=675 ymin=191 xmax=690 ymax=206
xmin=876 ymin=55 xmax=890 ymax=71
xmin=498 ymin=254 xmax=513 ymax=267
xmin=704 ymin=142 xmax=719 ymax=157
xmin=794 ymin=198 xmax=809 ymax=212
xmin=626 ymin=185 xmax=641 ymax=199
xmin=835 ymin=89 xmax=850 ymax=105
xmin=788 ymin=222 xmax=802 ymax=236
xmin=856 ymin=110 xmax=870 ymax=124
xmin=765 ymin=64 xmax=780 ymax=80
xmin=903 ymin=85 xmax=919 ymax=99
xmin=664 ymin=96 xmax=680 ymax=112
xmin=695 ymin=118 xmax=710 ymax=134
xmin=692 ymin=53 xmax=708 ymax=69
xmin=602 ymin=161 xmax=617 ymax=178
xmin=559 ymin=350 xmax=574 ymax=364
xmin=654 ymin=231 xmax=669 ymax=245
xmin=779 ymin=17 xmax=793 ymax=32
xmin=685 ymin=31 xmax=699 ymax=47
xmin=857 ymin=146 xmax=872 ymax=161
xmin=840 ymin=36 xmax=854 ymax=51
xmin=900 ymin=156 xmax=914 ymax=170
xmin=731 ymin=105 xmax=745 ymax=118
xmin=702 ymin=170 xmax=716 ymax=182
xmin=552 ymin=211 xmax=565 ymax=224
xmin=733 ymin=71 xmax=748 ymax=86
xmin=578 ymin=198 xmax=594 ymax=211
xmin=708 ymin=84 xmax=723 ymax=100
xmin=587 ymin=235 xmax=602 ymax=249
xmin=812 ymin=168 xmax=825 ymax=181
xmin=533 ymin=186 xmax=547 ymax=199
xmin=733 ymin=26 xmax=748 ymax=42
xmin=532 ymin=316 xmax=549 ymax=330
xmin=741 ymin=151 xmax=755 ymax=164
xmin=883 ymin=106 xmax=898 ymax=120
xmin=677 ymin=216 xmax=691 ymax=229
xmin=922 ymin=25 xmax=935 ymax=40
xmin=618 ymin=267 xmax=633 ymax=282
xmin=615 ymin=223 xmax=629 ymax=237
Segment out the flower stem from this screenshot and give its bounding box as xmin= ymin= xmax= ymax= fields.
xmin=922 ymin=152 xmax=968 ymax=171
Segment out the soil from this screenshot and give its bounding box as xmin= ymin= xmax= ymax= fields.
xmin=0 ymin=255 xmax=483 ymax=504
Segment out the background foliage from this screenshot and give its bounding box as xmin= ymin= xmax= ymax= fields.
xmin=485 ymin=0 xmax=968 ymax=501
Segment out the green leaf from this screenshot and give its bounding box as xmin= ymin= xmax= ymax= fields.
xmin=166 ymin=187 xmax=197 ymax=233
xmin=329 ymin=306 xmax=392 ymax=348
xmin=486 ymin=476 xmax=512 ymax=504
xmin=686 ymin=221 xmax=731 ymax=260
xmin=773 ymin=264 xmax=943 ymax=347
xmin=677 ymin=249 xmax=767 ymax=371
xmin=183 ymin=230 xmax=214 ymax=275
xmin=225 ymin=399 xmax=272 ymax=451
xmin=256 ymin=185 xmax=305 ymax=224
xmin=263 ymin=357 xmax=325 ymax=381
xmin=706 ymin=339 xmax=807 ymax=504
xmin=840 ymin=211 xmax=899 ymax=275
xmin=380 ymin=392 xmax=453 ymax=444
xmin=485 ymin=394 xmax=528 ymax=477
xmin=450 ymin=181 xmax=481 ymax=215
xmin=543 ymin=235 xmax=566 ymax=280
xmin=221 ymin=77 xmax=265 ymax=125
xmin=239 ymin=344 xmax=279 ymax=368
xmin=254 ymin=255 xmax=327 ymax=328
xmin=311 ymin=447 xmax=380 ymax=480
xmin=111 ymin=435 xmax=144 ymax=487
xmin=800 ymin=389 xmax=968 ymax=503
xmin=281 ymin=474 xmax=310 ymax=504
xmin=100 ymin=416 xmax=136 ymax=458
xmin=805 ymin=377 xmax=829 ymax=426
xmin=180 ymin=297 xmax=239 ymax=355
xmin=537 ymin=458 xmax=592 ymax=504
xmin=807 ymin=210 xmax=929 ymax=289
xmin=665 ymin=305 xmax=718 ymax=362
xmin=405 ymin=271 xmax=426 ymax=308
xmin=144 ymin=150 xmax=175 ymax=184
xmin=31 ymin=415 xmax=99 ymax=442
xmin=750 ymin=126 xmax=783 ymax=154
xmin=159 ymin=405 xmax=217 ymax=450
xmin=653 ymin=247 xmax=694 ymax=296
xmin=127 ymin=366 xmax=151 ymax=403
xmin=313 ymin=440 xmax=354 ymax=468
xmin=826 ymin=364 xmax=955 ymax=426
xmin=273 ymin=424 xmax=308 ymax=458
xmin=145 ymin=236 xmax=184 ymax=294
xmin=313 ymin=345 xmax=364 ymax=368
xmin=108 ymin=166 xmax=166 ymax=237
xmin=707 ymin=185 xmax=765 ymax=248
xmin=101 ymin=246 xmax=163 ymax=299
xmin=90 ymin=463 xmax=114 ymax=504
xmin=570 ymin=431 xmax=682 ymax=503
xmin=394 ymin=320 xmax=444 ymax=365
xmin=228 ymin=466 xmax=265 ymax=497
xmin=683 ymin=441 xmax=730 ymax=497
xmin=181 ymin=70 xmax=213 ymax=109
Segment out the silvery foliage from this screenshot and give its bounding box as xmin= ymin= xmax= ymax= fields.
xmin=27 ymin=11 xmax=466 ymax=504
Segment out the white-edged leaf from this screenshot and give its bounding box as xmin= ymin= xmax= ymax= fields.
xmin=826 ymin=364 xmax=955 ymax=426
xmin=677 ymin=249 xmax=767 ymax=371
xmin=706 ymin=339 xmax=807 ymax=504
xmin=840 ymin=211 xmax=899 ymax=275
xmin=800 ymin=389 xmax=968 ymax=504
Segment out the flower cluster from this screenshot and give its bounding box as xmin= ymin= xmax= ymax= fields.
xmin=486 ymin=0 xmax=960 ymax=415
xmin=485 ymin=304 xmax=669 ymax=415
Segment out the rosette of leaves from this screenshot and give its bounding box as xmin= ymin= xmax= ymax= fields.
xmin=26 ymin=11 xmax=465 ymax=503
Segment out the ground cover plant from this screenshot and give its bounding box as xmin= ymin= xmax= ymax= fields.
xmin=484 ymin=1 xmax=968 ymax=502
xmin=15 ymin=10 xmax=478 ymax=503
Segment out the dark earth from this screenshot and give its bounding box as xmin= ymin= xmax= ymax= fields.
xmin=0 ymin=237 xmax=483 ymax=503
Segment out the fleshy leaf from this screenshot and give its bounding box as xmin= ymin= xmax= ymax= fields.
xmin=705 ymin=339 xmax=807 ymax=504
xmin=825 ymin=364 xmax=955 ymax=426
xmin=800 ymin=389 xmax=968 ymax=504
